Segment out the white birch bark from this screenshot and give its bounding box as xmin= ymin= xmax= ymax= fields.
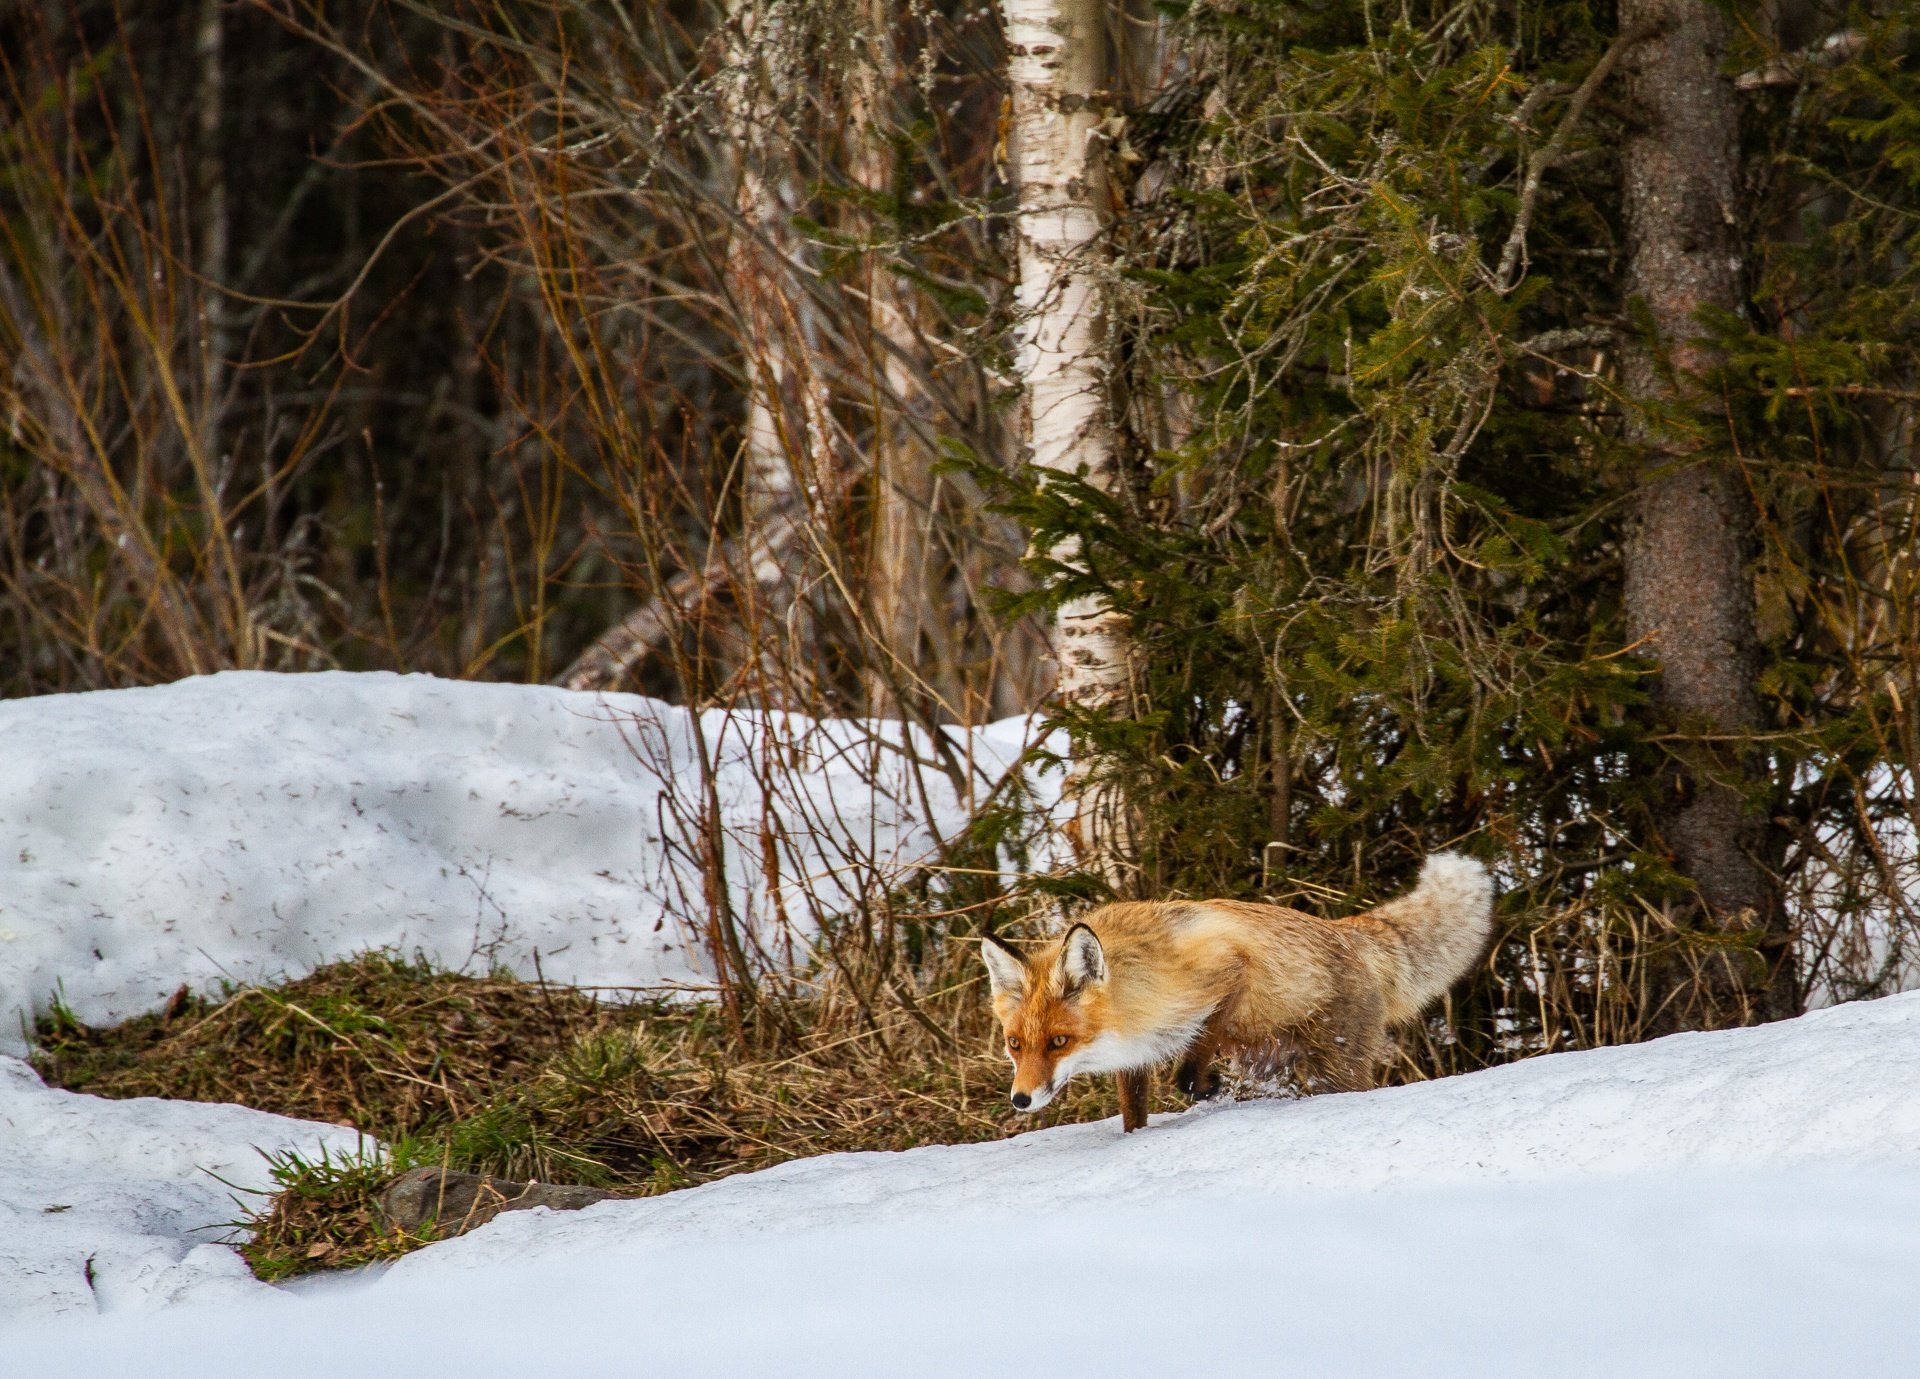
xmin=724 ymin=0 xmax=824 ymax=705
xmin=1001 ymin=0 xmax=1131 ymax=877
xmin=727 ymin=0 xmax=804 ymax=550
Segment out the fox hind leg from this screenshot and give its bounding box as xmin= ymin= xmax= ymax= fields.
xmin=1174 ymin=1012 xmax=1231 ymax=1103
xmin=1292 ymin=1006 xmax=1386 ymax=1094
xmin=1174 ymin=1054 xmax=1221 ymax=1103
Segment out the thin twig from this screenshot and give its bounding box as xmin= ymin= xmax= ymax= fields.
xmin=1493 ymin=23 xmax=1657 ymax=292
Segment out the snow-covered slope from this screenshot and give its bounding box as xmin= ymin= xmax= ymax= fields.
xmin=0 ymin=1055 xmax=361 ymax=1322
xmin=8 ymin=994 xmax=1920 ymax=1374
xmin=0 ymin=671 xmax=1042 ymax=1054
xmin=6 ymin=671 xmax=1917 ymax=1372
xmin=16 ymin=1172 xmax=1920 ymax=1378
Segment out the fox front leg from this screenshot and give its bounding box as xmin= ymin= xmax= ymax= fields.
xmin=1116 ymin=1069 xmax=1150 ymax=1132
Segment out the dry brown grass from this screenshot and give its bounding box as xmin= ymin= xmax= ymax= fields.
xmin=30 ymin=954 xmax=608 ymax=1134
xmin=29 ymin=894 xmax=1798 ymax=1280
xmin=30 ymin=947 xmax=1133 ymax=1278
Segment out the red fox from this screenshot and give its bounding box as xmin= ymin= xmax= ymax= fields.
xmin=980 ymin=853 xmax=1493 ymax=1131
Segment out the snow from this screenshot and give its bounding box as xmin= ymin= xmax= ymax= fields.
xmin=5 ymin=993 xmax=1920 ymax=1371
xmin=5 ymin=669 xmax=1920 ymax=1372
xmin=0 ymin=670 xmax=1045 ymax=1056
xmin=11 ymin=1172 xmax=1920 ymax=1377
xmin=0 ymin=1054 xmax=362 ymax=1322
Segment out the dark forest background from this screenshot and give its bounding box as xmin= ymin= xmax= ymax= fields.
xmin=6 ymin=0 xmax=1920 ymax=1074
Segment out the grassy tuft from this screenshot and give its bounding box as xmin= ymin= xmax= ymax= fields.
xmin=235 ymin=1142 xmax=439 ymax=1281
xmin=32 ymin=947 xmax=1126 ymax=1275
xmin=30 ymin=953 xmax=609 ymax=1135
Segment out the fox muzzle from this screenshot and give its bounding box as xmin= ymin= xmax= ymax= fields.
xmin=1008 ymin=1082 xmax=1056 ymax=1112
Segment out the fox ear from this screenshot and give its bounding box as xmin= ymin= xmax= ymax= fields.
xmin=1057 ymin=924 xmax=1107 ymax=996
xmin=980 ymin=933 xmax=1028 ymax=998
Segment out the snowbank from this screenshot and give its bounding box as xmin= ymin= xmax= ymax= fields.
xmin=0 ymin=671 xmax=1045 ymax=1055
xmin=0 ymin=1055 xmax=361 ymax=1323
xmin=12 ymin=1172 xmax=1918 ymax=1377
xmin=376 ymin=985 xmax=1920 ymax=1268
xmin=8 ymin=992 xmax=1920 ymax=1372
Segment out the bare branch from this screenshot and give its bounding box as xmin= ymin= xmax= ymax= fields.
xmin=1492 ymin=22 xmax=1657 ymax=293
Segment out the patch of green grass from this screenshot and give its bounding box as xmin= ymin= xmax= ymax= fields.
xmin=235 ymin=1141 xmax=438 ymax=1282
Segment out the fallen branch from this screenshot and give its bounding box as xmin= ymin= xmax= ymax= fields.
xmin=552 ymin=510 xmax=806 ymax=693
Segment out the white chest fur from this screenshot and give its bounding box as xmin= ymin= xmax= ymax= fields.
xmin=1069 ymin=1013 xmax=1212 ymax=1077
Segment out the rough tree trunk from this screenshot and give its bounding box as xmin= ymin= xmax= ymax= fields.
xmin=194 ymin=0 xmax=231 ymax=424
xmin=1617 ymin=0 xmax=1795 ymax=1027
xmin=853 ymin=3 xmax=946 ymax=720
xmin=1002 ymin=0 xmax=1131 ymax=883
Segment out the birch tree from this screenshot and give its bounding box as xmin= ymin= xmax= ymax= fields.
xmin=1001 ymin=0 xmax=1131 ymax=881
xmin=728 ymin=0 xmax=820 ymax=705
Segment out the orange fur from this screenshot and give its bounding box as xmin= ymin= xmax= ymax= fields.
xmin=981 ymin=853 xmax=1493 ymax=1130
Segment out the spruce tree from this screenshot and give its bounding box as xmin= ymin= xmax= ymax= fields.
xmin=993 ymin=0 xmax=1920 ymax=1061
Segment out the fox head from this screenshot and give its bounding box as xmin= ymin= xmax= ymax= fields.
xmin=979 ymin=924 xmax=1111 ymax=1113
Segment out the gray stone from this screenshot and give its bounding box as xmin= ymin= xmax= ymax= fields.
xmin=379 ymin=1166 xmax=622 ymax=1239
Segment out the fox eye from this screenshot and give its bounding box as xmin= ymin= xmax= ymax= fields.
xmin=1006 ymin=1036 xmax=1021 ymax=1052
xmin=1048 ymin=1034 xmax=1070 ymax=1050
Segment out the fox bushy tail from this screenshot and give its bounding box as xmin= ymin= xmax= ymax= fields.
xmin=1369 ymin=853 xmax=1495 ymax=1023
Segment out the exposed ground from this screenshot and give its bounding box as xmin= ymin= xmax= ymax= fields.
xmin=17 ymin=991 xmax=1920 ymax=1375
xmin=30 ymin=950 xmax=1128 ymax=1278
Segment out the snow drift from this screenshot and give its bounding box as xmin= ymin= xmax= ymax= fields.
xmin=0 ymin=1054 xmax=361 ymax=1322
xmin=0 ymin=670 xmax=1044 ymax=1055
xmin=6 ymin=992 xmax=1920 ymax=1374
xmin=16 ymin=1172 xmax=1920 ymax=1378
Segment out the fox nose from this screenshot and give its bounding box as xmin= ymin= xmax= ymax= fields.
xmin=1010 ymin=1091 xmax=1032 ymax=1110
